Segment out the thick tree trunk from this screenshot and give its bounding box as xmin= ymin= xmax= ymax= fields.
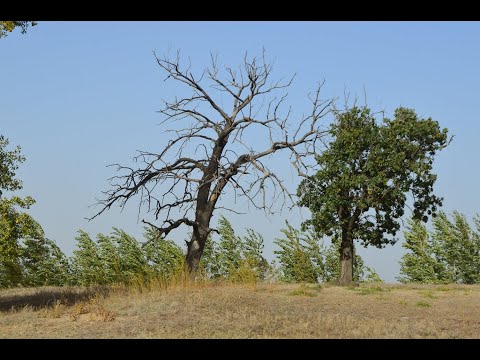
xmin=338 ymin=230 xmax=354 ymax=286
xmin=185 ymin=221 xmax=209 ymax=280
xmin=186 ymin=235 xmax=203 ymax=279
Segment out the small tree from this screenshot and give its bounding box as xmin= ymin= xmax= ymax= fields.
xmin=274 ymin=223 xmax=378 ymax=283
xmin=198 ymin=217 xmax=269 ymax=281
xmin=398 ymin=218 xmax=439 ymax=283
xmin=97 ymin=233 xmax=123 ymax=284
xmin=21 ymin=237 xmax=70 ymax=287
xmin=242 ymin=229 xmax=269 ymax=280
xmin=71 ymin=230 xmax=104 ymax=286
xmin=112 ymin=228 xmax=149 ymax=284
xmin=274 ymin=223 xmax=318 ymax=283
xmin=431 ymin=212 xmax=480 ymax=284
xmin=217 ymin=216 xmax=243 ymax=277
xmin=298 ymin=106 xmax=449 ymax=285
xmin=143 ymin=226 xmax=184 ymax=280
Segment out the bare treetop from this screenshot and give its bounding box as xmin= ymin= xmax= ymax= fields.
xmin=91 ymin=50 xmax=333 ymax=274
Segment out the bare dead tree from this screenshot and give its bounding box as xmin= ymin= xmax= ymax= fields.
xmin=90 ymin=50 xmax=333 ymax=277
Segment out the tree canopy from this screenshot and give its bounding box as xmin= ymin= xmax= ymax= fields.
xmin=0 ymin=136 xmax=46 ymax=286
xmin=0 ymin=21 xmax=37 ymax=38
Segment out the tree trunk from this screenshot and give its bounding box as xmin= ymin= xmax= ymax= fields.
xmin=338 ymin=230 xmax=354 ymax=285
xmin=185 ymin=225 xmax=209 ymax=280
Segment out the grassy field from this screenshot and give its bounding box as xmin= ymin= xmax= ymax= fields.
xmin=0 ymin=281 xmax=479 ymax=338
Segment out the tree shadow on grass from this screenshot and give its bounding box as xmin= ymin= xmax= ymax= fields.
xmin=0 ymin=286 xmax=112 ymax=312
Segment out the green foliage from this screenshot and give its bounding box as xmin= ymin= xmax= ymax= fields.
xmin=274 ymin=223 xmax=319 ymax=283
xmin=398 ymin=218 xmax=440 ymax=283
xmin=431 ymin=212 xmax=480 ymax=284
xmin=216 ymin=216 xmax=243 ymax=277
xmin=69 ymin=226 xmax=184 ymax=286
xmin=399 ymin=212 xmax=480 ymax=284
xmin=274 ymin=222 xmax=381 ymax=283
xmin=297 ymin=106 xmax=448 ymax=282
xmin=198 ymin=233 xmax=221 ymax=278
xmin=199 ymin=216 xmax=269 ymax=282
xmin=112 ymin=228 xmax=149 ymax=283
xmin=298 ymin=106 xmax=449 ymax=248
xmin=242 ymin=229 xmax=270 ymax=280
xmin=97 ymin=233 xmax=123 ymax=284
xmin=416 ymin=301 xmax=432 ymax=308
xmin=142 ymin=226 xmax=184 ymax=280
xmin=21 ymin=237 xmax=70 ymax=287
xmin=0 ymin=136 xmax=56 ymax=288
xmin=363 ymin=267 xmax=384 ymax=283
xmin=71 ymin=230 xmax=104 ymax=286
xmin=0 ymin=196 xmax=43 ymax=287
xmin=0 ymin=135 xmax=25 ymax=193
xmin=0 ymin=21 xmax=37 ymax=38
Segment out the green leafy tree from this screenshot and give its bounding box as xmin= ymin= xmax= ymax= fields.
xmin=0 ymin=136 xmax=45 ymax=287
xmin=274 ymin=223 xmax=318 ymax=283
xmin=431 ymin=212 xmax=480 ymax=284
xmin=199 ymin=217 xmax=269 ymax=281
xmin=71 ymin=230 xmax=104 ymax=286
xmin=242 ymin=229 xmax=269 ymax=280
xmin=217 ymin=216 xmax=243 ymax=278
xmin=112 ymin=228 xmax=149 ymax=284
xmin=398 ymin=218 xmax=439 ymax=283
xmin=0 ymin=196 xmax=44 ymax=287
xmin=0 ymin=21 xmax=37 ymax=38
xmin=21 ymin=237 xmax=70 ymax=286
xmin=297 ymin=106 xmax=449 ymax=284
xmin=143 ymin=226 xmax=184 ymax=280
xmin=399 ymin=212 xmax=480 ymax=284
xmin=97 ymin=233 xmax=123 ymax=284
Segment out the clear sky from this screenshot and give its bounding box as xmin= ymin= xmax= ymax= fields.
xmin=1 ymin=21 xmax=479 ymax=282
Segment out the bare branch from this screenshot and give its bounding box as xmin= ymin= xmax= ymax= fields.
xmin=91 ymin=50 xmax=334 ymax=273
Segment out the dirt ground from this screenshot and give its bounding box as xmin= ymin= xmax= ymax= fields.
xmin=0 ymin=282 xmax=479 ymax=338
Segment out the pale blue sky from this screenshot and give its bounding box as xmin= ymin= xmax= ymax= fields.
xmin=1 ymin=21 xmax=479 ymax=282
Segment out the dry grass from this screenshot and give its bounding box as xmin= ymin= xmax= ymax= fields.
xmin=0 ymin=282 xmax=479 ymax=338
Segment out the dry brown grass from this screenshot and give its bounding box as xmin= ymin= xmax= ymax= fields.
xmin=0 ymin=282 xmax=479 ymax=338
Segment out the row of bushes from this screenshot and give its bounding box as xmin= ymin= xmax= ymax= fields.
xmin=4 ymin=210 xmax=479 ymax=288
xmin=399 ymin=211 xmax=480 ymax=284
xmin=0 ymin=215 xmax=382 ymax=288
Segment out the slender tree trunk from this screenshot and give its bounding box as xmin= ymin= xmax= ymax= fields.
xmin=338 ymin=229 xmax=354 ymax=285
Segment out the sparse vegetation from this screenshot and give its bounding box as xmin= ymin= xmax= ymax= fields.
xmin=416 ymin=301 xmax=432 ymax=308
xmin=1 ymin=282 xmax=479 ymax=338
xmin=288 ymin=284 xmax=318 ymax=297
